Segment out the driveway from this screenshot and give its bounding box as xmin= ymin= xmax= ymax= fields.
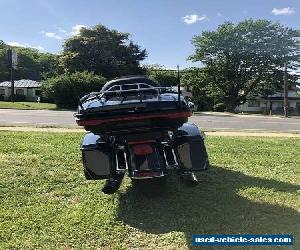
xmin=0 ymin=109 xmax=299 ymax=132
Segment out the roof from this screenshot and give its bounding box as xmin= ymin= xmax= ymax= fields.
xmin=0 ymin=79 xmax=41 ymax=88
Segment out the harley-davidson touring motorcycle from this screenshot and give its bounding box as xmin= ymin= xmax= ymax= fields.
xmin=74 ymin=76 xmax=209 ymax=194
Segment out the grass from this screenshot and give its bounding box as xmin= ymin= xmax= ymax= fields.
xmin=0 ymin=101 xmax=57 ymax=110
xmin=0 ymin=131 xmax=299 ymax=250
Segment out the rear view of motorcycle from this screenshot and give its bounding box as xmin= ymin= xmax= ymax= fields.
xmin=75 ymin=76 xmax=209 ymax=194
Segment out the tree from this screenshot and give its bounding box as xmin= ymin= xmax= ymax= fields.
xmin=42 ymin=71 xmax=106 ymax=109
xmin=144 ymin=64 xmax=178 ymax=86
xmin=0 ymin=41 xmax=59 ymax=81
xmin=0 ymin=41 xmax=9 ymax=81
xmin=181 ymin=68 xmax=224 ymax=110
xmin=60 ymin=24 xmax=147 ymax=78
xmin=189 ymin=19 xmax=300 ymax=112
xmin=13 ymin=47 xmax=59 ymax=80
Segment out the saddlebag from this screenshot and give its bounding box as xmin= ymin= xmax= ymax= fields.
xmin=172 ymin=123 xmax=209 ymax=171
xmin=80 ymin=133 xmax=115 ymax=180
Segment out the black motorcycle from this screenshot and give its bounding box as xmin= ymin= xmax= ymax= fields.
xmin=74 ymin=76 xmax=209 ymax=194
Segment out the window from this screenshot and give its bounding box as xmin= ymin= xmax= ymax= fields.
xmin=16 ymin=89 xmax=24 ymax=95
xmin=35 ymin=90 xmax=42 ymax=96
xmin=0 ymin=89 xmax=5 ymax=95
xmin=139 ymin=84 xmax=151 ymax=89
xmin=122 ymin=84 xmax=138 ymax=90
xmin=248 ymin=100 xmax=260 ymax=107
xmin=107 ymin=85 xmax=120 ymax=91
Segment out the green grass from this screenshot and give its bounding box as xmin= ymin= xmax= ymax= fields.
xmin=0 ymin=132 xmax=299 ymax=250
xmin=0 ymin=101 xmax=57 ymax=110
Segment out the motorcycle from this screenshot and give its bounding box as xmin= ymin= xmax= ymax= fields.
xmin=74 ymin=76 xmax=209 ymax=194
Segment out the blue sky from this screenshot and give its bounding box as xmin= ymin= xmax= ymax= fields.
xmin=0 ymin=0 xmax=299 ymax=68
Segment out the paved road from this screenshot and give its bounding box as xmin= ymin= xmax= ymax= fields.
xmin=0 ymin=109 xmax=76 ymax=126
xmin=0 ymin=109 xmax=299 ymax=132
xmin=189 ymin=114 xmax=300 ymax=132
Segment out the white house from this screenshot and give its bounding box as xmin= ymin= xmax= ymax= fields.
xmin=0 ymin=79 xmax=42 ymax=101
xmin=236 ymin=86 xmax=300 ymax=115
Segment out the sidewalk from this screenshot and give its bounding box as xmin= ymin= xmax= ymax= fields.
xmin=1 ymin=126 xmax=299 ymax=137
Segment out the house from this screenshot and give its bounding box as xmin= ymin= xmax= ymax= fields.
xmin=0 ymin=79 xmax=42 ymax=101
xmin=236 ymin=86 xmax=300 ymax=115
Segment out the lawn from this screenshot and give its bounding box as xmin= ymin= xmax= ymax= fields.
xmin=0 ymin=131 xmax=299 ymax=250
xmin=0 ymin=101 xmax=57 ymax=110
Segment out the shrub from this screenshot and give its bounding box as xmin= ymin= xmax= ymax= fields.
xmin=14 ymin=94 xmax=26 ymax=102
xmin=42 ymin=71 xmax=106 ymax=109
xmin=213 ymin=103 xmax=226 ymax=112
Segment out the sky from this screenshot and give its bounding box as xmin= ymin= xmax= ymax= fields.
xmin=0 ymin=0 xmax=299 ymax=69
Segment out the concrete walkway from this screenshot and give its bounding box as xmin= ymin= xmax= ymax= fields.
xmin=1 ymin=126 xmax=299 ymax=137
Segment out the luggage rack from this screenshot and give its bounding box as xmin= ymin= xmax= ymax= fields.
xmin=79 ymin=85 xmax=180 ymax=111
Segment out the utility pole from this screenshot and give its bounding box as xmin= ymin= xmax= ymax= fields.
xmin=177 ymin=65 xmax=181 ymax=108
xmin=10 ymin=59 xmax=15 ymax=102
xmin=283 ymin=63 xmax=288 ymax=117
xmin=7 ymin=48 xmax=15 ymax=102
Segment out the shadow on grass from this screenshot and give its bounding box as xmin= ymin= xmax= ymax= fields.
xmin=117 ymin=165 xmax=300 ymax=249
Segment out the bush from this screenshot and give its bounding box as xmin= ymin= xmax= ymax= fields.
xmin=42 ymin=71 xmax=106 ymax=109
xmin=14 ymin=94 xmax=26 ymax=102
xmin=213 ymin=103 xmax=226 ymax=112
xmin=148 ymin=72 xmax=178 ymax=87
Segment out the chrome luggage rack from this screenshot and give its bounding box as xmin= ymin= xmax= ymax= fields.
xmin=78 ymin=83 xmax=179 ymax=111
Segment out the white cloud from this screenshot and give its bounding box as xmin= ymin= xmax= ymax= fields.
xmin=182 ymin=14 xmax=208 ymax=24
xmin=7 ymin=41 xmax=26 ymax=47
xmin=272 ymin=7 xmax=295 ymax=16
xmin=39 ymin=25 xmax=87 ymax=41
xmin=70 ymin=24 xmax=87 ymax=36
xmin=58 ymin=27 xmax=67 ymax=33
xmin=41 ymin=31 xmax=62 ymax=40
xmin=7 ymin=41 xmax=44 ymax=51
xmin=217 ymin=12 xmax=223 ymax=17
xmin=31 ymin=45 xmax=45 ymax=51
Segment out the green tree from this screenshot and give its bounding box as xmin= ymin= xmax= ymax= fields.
xmin=13 ymin=47 xmax=59 ymax=80
xmin=144 ymin=64 xmax=178 ymax=86
xmin=0 ymin=41 xmax=59 ymax=81
xmin=190 ymin=19 xmax=300 ymax=112
xmin=60 ymin=24 xmax=147 ymax=78
xmin=0 ymin=41 xmax=10 ymax=81
xmin=42 ymin=71 xmax=106 ymax=109
xmin=181 ymin=68 xmax=224 ymax=110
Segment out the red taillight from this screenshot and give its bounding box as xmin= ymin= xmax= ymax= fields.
xmin=132 ymin=144 xmax=153 ymax=155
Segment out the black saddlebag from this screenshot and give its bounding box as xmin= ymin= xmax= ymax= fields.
xmin=80 ymin=133 xmax=115 ymax=180
xmin=172 ymin=123 xmax=209 ymax=171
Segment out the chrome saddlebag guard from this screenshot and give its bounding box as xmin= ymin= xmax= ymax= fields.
xmin=80 ymin=133 xmax=115 ymax=180
xmin=172 ymin=123 xmax=209 ymax=171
